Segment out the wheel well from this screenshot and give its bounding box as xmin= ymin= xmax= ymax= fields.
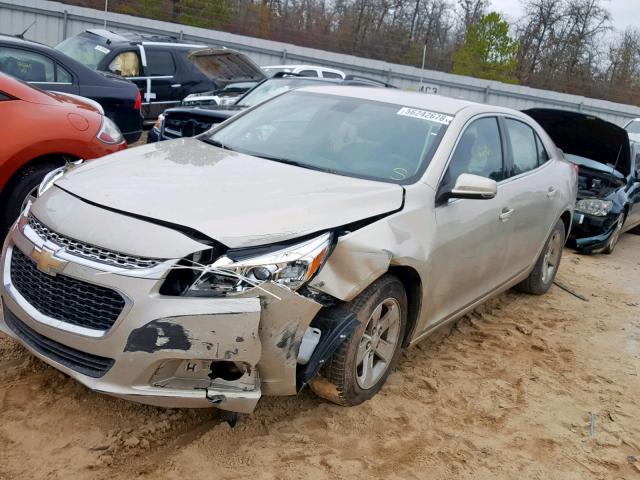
xmin=560 ymin=210 xmax=572 ymax=239
xmin=388 ymin=265 xmax=422 ymax=347
xmin=1 ymin=154 xmax=73 ymax=198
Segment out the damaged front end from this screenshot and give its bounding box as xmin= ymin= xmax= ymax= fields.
xmin=0 ymin=188 xmax=371 ymax=414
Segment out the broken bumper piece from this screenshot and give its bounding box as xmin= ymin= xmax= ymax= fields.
xmin=571 ymin=212 xmax=618 ymax=253
xmin=0 ymin=221 xmax=322 ymax=414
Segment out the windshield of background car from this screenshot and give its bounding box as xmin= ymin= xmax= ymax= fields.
xmin=56 ymin=36 xmax=109 ymax=69
xmin=208 ymin=91 xmax=451 ymax=183
xmin=626 ymin=121 xmax=640 ymax=134
xmin=235 ymin=78 xmax=327 ymax=107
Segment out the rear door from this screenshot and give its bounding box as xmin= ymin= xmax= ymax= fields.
xmin=0 ymin=45 xmax=79 ymax=94
xmin=498 ymin=117 xmax=562 ymax=277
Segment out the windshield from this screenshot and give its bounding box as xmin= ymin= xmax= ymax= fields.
xmin=625 ymin=121 xmax=640 ymax=134
xmin=207 ymin=91 xmax=450 ymax=183
xmin=56 ymin=35 xmax=109 ymax=69
xmin=236 ymin=78 xmax=326 ymax=107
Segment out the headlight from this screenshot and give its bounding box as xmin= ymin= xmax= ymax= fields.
xmin=37 ymin=160 xmax=84 ymax=197
xmin=186 ymin=233 xmax=332 ymax=296
xmin=575 ymin=199 xmax=613 ymax=217
xmin=37 ymin=166 xmax=65 ymax=197
xmin=97 ymin=116 xmax=124 ymax=144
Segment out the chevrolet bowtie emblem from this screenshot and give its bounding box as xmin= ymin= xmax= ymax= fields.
xmin=31 ymin=247 xmax=66 ymax=276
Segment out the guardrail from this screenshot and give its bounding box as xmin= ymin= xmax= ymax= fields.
xmin=2 ymin=0 xmax=639 ymax=125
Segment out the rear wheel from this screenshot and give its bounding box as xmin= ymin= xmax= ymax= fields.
xmin=603 ymin=213 xmax=625 ymax=254
xmin=309 ymin=275 xmax=407 ymax=406
xmin=515 ymin=219 xmax=565 ymax=295
xmin=1 ymin=163 xmax=61 ymax=237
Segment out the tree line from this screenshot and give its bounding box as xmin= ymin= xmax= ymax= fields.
xmin=66 ymin=0 xmax=640 ymax=106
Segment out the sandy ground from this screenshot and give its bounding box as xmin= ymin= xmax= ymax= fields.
xmin=0 ymin=233 xmax=639 ymax=480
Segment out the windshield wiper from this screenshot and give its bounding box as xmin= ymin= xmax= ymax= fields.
xmin=201 ymin=138 xmax=234 ymax=151
xmin=253 ymin=154 xmax=338 ymax=175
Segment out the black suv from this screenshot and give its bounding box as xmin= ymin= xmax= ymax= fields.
xmin=0 ymin=34 xmax=142 ymax=143
xmin=56 ymin=30 xmax=266 ymax=125
xmin=149 ymin=73 xmax=396 ymax=142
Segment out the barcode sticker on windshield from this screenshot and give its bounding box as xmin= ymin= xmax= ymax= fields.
xmin=397 ymin=107 xmax=453 ymax=125
xmin=94 ymin=45 xmax=111 ymax=54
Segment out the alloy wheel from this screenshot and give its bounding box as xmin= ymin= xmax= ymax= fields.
xmin=542 ymin=230 xmax=563 ymax=284
xmin=355 ymin=298 xmax=401 ymax=390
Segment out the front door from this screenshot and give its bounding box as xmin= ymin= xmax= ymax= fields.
xmin=427 ymin=116 xmax=512 ymax=329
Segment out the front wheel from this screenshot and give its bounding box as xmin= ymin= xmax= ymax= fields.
xmin=309 ymin=275 xmax=407 ymax=406
xmin=603 ymin=213 xmax=625 ymax=254
xmin=515 ymin=219 xmax=565 ymax=295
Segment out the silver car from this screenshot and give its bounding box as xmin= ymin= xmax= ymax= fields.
xmin=0 ymin=87 xmax=577 ymax=413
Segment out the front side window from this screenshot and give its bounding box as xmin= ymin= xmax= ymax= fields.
xmin=145 ymin=50 xmax=176 ymax=76
xmin=505 ymin=118 xmax=538 ymax=175
xmin=0 ymin=47 xmax=56 ymax=82
xmin=298 ymin=69 xmax=318 ymax=77
xmin=206 ymin=91 xmax=450 ymax=184
xmin=442 ymin=117 xmax=504 ymax=189
xmin=108 ymin=51 xmax=141 ymax=77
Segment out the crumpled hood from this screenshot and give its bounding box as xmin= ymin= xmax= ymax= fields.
xmin=55 ymin=138 xmax=404 ymax=248
xmin=524 ymin=108 xmax=631 ymax=177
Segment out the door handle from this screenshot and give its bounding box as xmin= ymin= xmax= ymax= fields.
xmin=499 ymin=207 xmax=514 ymax=222
xmin=171 ymin=83 xmax=182 ymax=88
xmin=547 ymin=187 xmax=558 ymax=198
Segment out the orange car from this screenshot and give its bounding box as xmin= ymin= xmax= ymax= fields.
xmin=0 ymin=72 xmax=126 ymax=235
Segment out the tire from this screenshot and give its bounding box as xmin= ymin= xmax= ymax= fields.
xmin=309 ymin=275 xmax=407 ymax=406
xmin=603 ymin=213 xmax=625 ymax=254
xmin=1 ymin=162 xmax=61 ymax=236
xmin=515 ymin=219 xmax=565 ymax=295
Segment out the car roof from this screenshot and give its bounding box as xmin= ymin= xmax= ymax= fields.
xmin=84 ymin=29 xmax=206 ymax=48
xmin=295 ymin=86 xmax=478 ymax=115
xmin=0 ymin=34 xmax=47 ymax=47
xmin=263 ymin=64 xmax=341 ymax=70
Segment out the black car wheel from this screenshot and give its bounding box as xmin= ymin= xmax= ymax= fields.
xmin=1 ymin=162 xmax=61 ymax=236
xmin=603 ymin=213 xmax=625 ymax=254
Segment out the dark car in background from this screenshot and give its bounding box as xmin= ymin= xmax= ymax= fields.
xmin=149 ymin=73 xmax=396 ymax=142
xmin=525 ymin=108 xmax=640 ymax=254
xmin=0 ymin=34 xmax=142 ymax=143
xmin=56 ymin=30 xmax=266 ymax=124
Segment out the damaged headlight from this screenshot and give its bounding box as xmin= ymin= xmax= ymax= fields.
xmin=575 ymin=199 xmax=613 ymax=217
xmin=186 ymin=233 xmax=333 ymax=296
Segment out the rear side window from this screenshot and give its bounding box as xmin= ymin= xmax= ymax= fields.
xmin=535 ymin=135 xmax=549 ymax=165
xmin=322 ymin=71 xmax=342 ymax=79
xmin=505 ymin=119 xmax=538 ymax=175
xmin=108 ymin=51 xmax=141 ymax=77
xmin=0 ymin=47 xmax=56 ymax=82
xmin=443 ymin=117 xmax=504 ymax=187
xmin=298 ymin=69 xmax=318 ymax=77
xmin=146 ymin=50 xmax=176 ymax=76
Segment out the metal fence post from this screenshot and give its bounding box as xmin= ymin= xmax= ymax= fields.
xmin=484 ymin=85 xmax=491 ymax=103
xmin=62 ymin=9 xmax=68 ymax=41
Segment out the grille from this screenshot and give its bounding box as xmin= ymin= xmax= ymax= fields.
xmin=10 ymin=248 xmax=126 ymax=331
xmin=3 ymin=305 xmax=114 ymax=378
xmin=28 ymin=215 xmax=163 ymax=269
xmin=164 ymin=113 xmax=214 ymax=139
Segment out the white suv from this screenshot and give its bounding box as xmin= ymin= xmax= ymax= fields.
xmin=262 ymin=64 xmax=345 ymax=79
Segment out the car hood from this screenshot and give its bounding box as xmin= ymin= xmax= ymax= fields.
xmin=55 ymin=138 xmax=404 ymax=248
xmin=188 ymin=48 xmax=266 ymax=88
xmin=524 ymin=108 xmax=631 ymax=177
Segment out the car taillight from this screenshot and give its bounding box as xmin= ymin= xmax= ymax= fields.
xmin=134 ymin=90 xmax=142 ymax=110
xmin=97 ymin=116 xmax=124 ymax=144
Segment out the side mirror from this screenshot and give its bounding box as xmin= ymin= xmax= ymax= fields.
xmin=441 ymin=173 xmax=497 ymax=202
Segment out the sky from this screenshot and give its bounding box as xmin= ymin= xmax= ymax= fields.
xmin=489 ymin=0 xmax=640 ymax=33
